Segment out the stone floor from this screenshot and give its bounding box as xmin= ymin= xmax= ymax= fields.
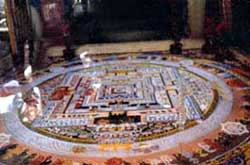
xmin=47 ymin=39 xmax=204 ymax=57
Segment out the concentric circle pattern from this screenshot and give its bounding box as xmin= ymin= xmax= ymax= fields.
xmin=4 ymin=55 xmax=238 ymax=158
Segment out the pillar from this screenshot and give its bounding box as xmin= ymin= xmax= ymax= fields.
xmin=187 ymin=0 xmax=206 ymax=38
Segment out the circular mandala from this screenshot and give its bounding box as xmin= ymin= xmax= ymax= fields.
xmin=4 ymin=58 xmax=233 ymax=157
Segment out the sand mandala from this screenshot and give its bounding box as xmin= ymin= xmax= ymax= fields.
xmin=4 ymin=58 xmax=233 ymax=157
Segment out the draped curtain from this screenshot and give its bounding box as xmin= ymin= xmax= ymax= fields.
xmin=221 ymin=0 xmax=232 ymax=31
xmin=204 ymin=0 xmax=232 ymax=37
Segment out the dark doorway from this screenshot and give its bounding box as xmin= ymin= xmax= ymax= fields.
xmin=232 ymin=0 xmax=250 ymax=52
xmin=71 ymin=0 xmax=187 ymax=43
